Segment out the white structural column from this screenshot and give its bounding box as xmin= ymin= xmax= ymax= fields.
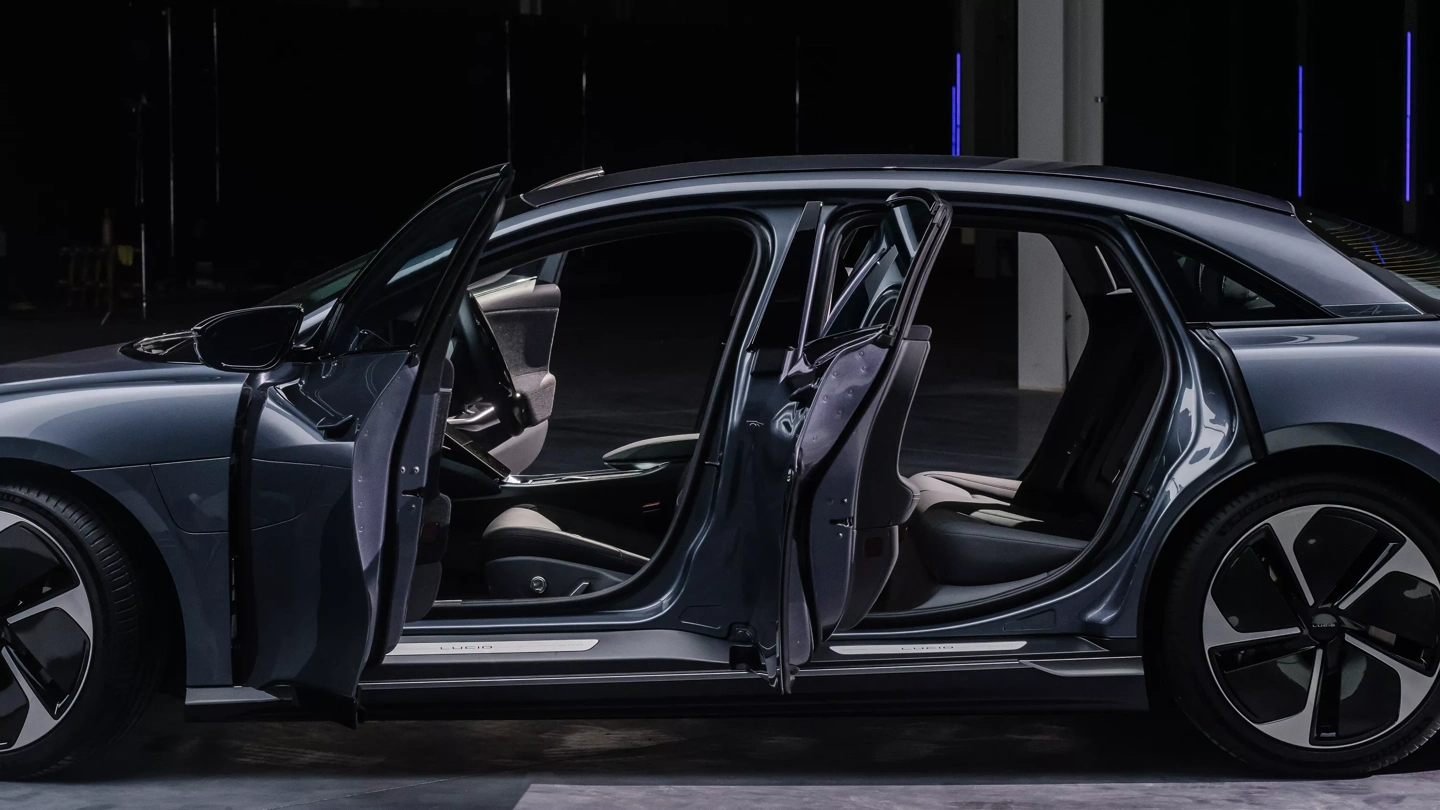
xmin=1016 ymin=0 xmax=1103 ymax=390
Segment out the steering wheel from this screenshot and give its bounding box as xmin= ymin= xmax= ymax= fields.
xmin=451 ymin=295 xmax=525 ymax=435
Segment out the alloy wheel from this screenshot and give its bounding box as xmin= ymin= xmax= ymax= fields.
xmin=1204 ymin=504 xmax=1440 ymax=749
xmin=0 ymin=510 xmax=94 ymax=752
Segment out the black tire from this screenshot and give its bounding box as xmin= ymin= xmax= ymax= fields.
xmin=0 ymin=481 xmax=165 ymax=780
xmin=1162 ymin=473 xmax=1440 ymax=776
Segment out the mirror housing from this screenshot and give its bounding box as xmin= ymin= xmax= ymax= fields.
xmin=192 ymin=305 xmax=304 ymax=372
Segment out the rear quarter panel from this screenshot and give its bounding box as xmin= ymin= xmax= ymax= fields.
xmin=1218 ymin=319 xmax=1440 ymax=483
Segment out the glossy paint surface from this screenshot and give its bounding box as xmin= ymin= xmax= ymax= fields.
xmin=0 ymin=345 xmax=243 ymax=468
xmin=238 ymin=350 xmax=410 ymax=700
xmin=1219 ymin=319 xmax=1440 ymax=482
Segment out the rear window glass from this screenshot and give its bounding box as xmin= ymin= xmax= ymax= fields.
xmin=1302 ymin=211 xmax=1440 ymax=302
xmin=1132 ymin=221 xmax=1310 ymax=323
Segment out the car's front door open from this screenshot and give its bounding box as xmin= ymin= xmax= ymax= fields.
xmin=776 ymin=190 xmax=951 ymax=689
xmin=229 ymin=165 xmax=513 ymax=722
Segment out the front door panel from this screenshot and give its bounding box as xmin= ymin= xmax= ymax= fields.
xmin=238 ymin=350 xmax=412 ymax=701
xmin=232 ymin=166 xmax=513 ymax=715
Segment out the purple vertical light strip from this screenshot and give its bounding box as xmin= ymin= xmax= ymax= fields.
xmin=1406 ymin=31 xmax=1413 ymax=202
xmin=1297 ymin=65 xmax=1304 ymax=199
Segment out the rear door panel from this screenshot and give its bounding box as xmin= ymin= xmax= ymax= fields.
xmin=778 ymin=191 xmax=951 ymax=685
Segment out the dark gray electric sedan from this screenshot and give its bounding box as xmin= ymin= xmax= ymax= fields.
xmin=3 ymin=156 xmax=1440 ymax=778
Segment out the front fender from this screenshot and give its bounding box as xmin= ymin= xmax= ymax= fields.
xmin=73 ymin=464 xmax=232 ymax=687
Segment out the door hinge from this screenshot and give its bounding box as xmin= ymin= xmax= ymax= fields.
xmin=727 ymin=623 xmax=765 ymax=673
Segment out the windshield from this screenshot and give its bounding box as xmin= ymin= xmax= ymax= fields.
xmin=1302 ymin=210 xmax=1440 ymax=303
xmin=262 ymin=251 xmax=375 ymax=312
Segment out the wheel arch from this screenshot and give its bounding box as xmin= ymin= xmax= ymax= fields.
xmin=0 ymin=457 xmax=188 ymax=695
xmin=1138 ymin=432 xmax=1440 ymax=689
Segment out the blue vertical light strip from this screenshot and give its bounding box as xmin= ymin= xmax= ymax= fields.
xmin=951 ymin=52 xmax=962 ymax=156
xmin=1406 ymin=31 xmax=1413 ymax=202
xmin=1297 ymin=65 xmax=1304 ymax=199
xmin=951 ymin=86 xmax=959 ymax=156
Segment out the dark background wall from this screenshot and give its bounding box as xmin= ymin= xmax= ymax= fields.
xmin=0 ymin=0 xmax=1433 ymax=306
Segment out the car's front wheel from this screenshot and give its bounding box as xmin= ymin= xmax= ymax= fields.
xmin=0 ymin=480 xmax=164 ymax=780
xmin=1162 ymin=473 xmax=1440 ymax=776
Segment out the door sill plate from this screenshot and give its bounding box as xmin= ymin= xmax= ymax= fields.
xmin=829 ymin=640 xmax=1027 ymax=656
xmin=386 ymin=639 xmax=598 ymax=658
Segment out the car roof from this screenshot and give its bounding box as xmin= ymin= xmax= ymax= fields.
xmin=498 ymin=156 xmax=1419 ymax=313
xmin=515 ymin=154 xmax=1293 ymax=215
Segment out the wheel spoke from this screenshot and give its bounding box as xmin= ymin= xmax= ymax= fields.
xmin=0 ymin=509 xmax=93 ymax=753
xmin=0 ymin=648 xmax=56 ymax=750
xmin=1313 ymin=636 xmax=1347 ymax=742
xmin=0 ymin=519 xmax=70 ymax=613
xmin=6 ymin=584 xmax=92 ymax=641
xmin=1340 ymin=616 xmax=1433 ymax=671
xmin=1338 ymin=539 xmax=1439 ymax=611
xmin=1203 ymin=593 xmax=1304 ymax=651
xmin=1261 ymin=505 xmax=1325 ymax=607
xmin=1345 ymin=634 xmax=1436 ymax=723
xmin=1318 ymin=532 xmax=1397 ymax=608
xmin=1254 ymin=646 xmax=1323 ymax=747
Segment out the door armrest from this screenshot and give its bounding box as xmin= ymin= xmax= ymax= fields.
xmin=601 ymin=433 xmax=699 ymax=469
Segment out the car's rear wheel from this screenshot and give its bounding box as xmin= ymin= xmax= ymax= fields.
xmin=0 ymin=481 xmax=163 ymax=780
xmin=1163 ymin=473 xmax=1440 ymax=776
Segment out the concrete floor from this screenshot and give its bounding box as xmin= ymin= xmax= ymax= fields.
xmin=12 ymin=698 xmax=1440 ymax=809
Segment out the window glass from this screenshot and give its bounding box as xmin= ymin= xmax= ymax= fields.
xmin=1132 ymin=221 xmax=1305 ymax=322
xmin=263 ymin=252 xmax=374 ymax=313
xmin=821 ymin=199 xmax=933 ymax=337
xmin=326 ymin=177 xmax=498 ymax=354
xmin=829 ymin=222 xmax=879 ymax=312
xmin=524 ymin=228 xmax=753 ymax=474
xmin=1303 ymin=211 xmax=1440 ymax=302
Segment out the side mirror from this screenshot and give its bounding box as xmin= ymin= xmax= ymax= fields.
xmin=192 ymin=305 xmax=304 ymax=372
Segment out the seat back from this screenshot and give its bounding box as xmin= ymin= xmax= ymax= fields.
xmin=1010 ymin=290 xmax=1161 ymax=533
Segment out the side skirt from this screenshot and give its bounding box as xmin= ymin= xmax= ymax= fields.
xmin=186 ymin=631 xmax=1146 ymax=720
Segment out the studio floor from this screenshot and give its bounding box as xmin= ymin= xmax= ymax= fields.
xmin=12 ymin=699 xmax=1440 ymax=809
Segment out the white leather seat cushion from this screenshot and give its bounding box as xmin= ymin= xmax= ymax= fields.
xmin=908 ymin=472 xmax=1010 ymax=513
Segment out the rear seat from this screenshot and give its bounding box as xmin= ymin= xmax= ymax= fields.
xmin=905 ymin=290 xmax=1162 ymax=585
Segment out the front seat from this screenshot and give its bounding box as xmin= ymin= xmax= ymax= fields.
xmin=481 ymin=505 xmax=661 ymax=598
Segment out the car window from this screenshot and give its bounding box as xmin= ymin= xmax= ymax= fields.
xmin=1302 ymin=211 xmax=1440 ymax=303
xmin=1132 ymin=221 xmax=1307 ymax=323
xmin=262 ymin=251 xmax=375 ymax=313
xmin=821 ymin=199 xmax=932 ymax=337
xmin=325 ymin=179 xmax=497 ymax=354
xmin=828 ymin=222 xmax=879 ymax=313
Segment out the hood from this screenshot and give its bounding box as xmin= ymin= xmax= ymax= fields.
xmin=0 ymin=343 xmax=243 ymax=394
